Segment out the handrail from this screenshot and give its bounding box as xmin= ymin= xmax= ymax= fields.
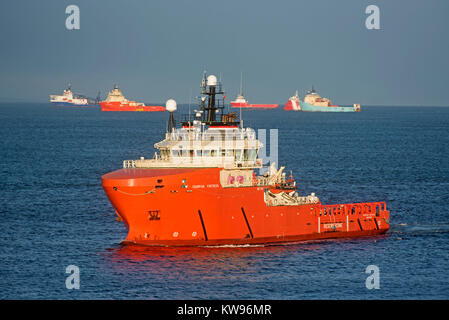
xmin=123 ymin=157 xmax=262 ymax=169
xmin=315 ymin=202 xmax=387 ymax=217
xmin=123 ymin=160 xmax=136 ymax=168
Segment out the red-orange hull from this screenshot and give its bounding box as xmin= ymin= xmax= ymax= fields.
xmin=102 ymin=168 xmax=390 ymax=246
xmin=100 ymin=102 xmax=165 ymax=112
xmin=122 ymin=230 xmax=387 ymax=247
xmin=231 ymin=102 xmax=278 ymax=109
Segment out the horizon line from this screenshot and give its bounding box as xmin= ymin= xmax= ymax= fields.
xmin=0 ymin=102 xmax=448 ymax=108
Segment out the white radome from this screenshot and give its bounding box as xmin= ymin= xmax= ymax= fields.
xmin=166 ymin=99 xmax=177 ymax=112
xmin=207 ymin=75 xmax=217 ymax=86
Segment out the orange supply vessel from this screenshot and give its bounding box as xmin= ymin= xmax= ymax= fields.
xmin=230 ymin=73 xmax=278 ymax=109
xmin=102 ymin=73 xmax=389 ymax=246
xmin=230 ymin=95 xmax=278 ymax=109
xmin=99 ymin=85 xmax=165 ymax=112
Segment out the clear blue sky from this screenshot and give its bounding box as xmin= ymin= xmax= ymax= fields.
xmin=0 ymin=0 xmax=448 ymax=106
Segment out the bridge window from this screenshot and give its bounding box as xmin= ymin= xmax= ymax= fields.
xmin=248 ymin=149 xmax=257 ymax=161
xmin=235 ymin=150 xmax=242 ymax=161
xmin=181 ymin=149 xmax=190 ymax=157
xmin=243 ymin=149 xmax=248 ymax=161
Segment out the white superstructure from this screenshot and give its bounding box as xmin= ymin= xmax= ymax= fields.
xmin=303 ymin=86 xmax=332 ymax=107
xmin=124 ymin=115 xmax=263 ymax=169
xmin=103 ymin=85 xmax=145 ymax=106
xmin=123 ymin=74 xmax=264 ymax=170
xmin=49 ymin=85 xmax=88 ymax=106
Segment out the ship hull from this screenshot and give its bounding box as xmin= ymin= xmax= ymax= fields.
xmin=51 ymin=101 xmax=89 ymax=107
xmin=283 ymin=99 xmax=300 ymax=111
xmin=122 ymin=230 xmax=387 ymax=246
xmin=299 ymin=102 xmax=358 ymax=112
xmin=100 ymin=102 xmax=165 ymax=112
xmin=102 ymin=168 xmax=389 ymax=247
xmin=231 ymin=102 xmax=278 ymax=109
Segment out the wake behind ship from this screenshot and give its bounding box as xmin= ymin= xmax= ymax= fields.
xmin=102 ymin=73 xmax=388 ymax=246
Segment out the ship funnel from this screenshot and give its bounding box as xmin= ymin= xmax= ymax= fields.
xmin=166 ymin=99 xmax=177 ymax=133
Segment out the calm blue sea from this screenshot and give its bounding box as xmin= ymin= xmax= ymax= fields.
xmin=0 ymin=103 xmax=448 ymax=299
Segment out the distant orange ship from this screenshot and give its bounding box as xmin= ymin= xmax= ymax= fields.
xmin=230 ymin=73 xmax=278 ymax=109
xmin=99 ymin=85 xmax=165 ymax=112
xmin=230 ymin=94 xmax=278 ymax=109
xmin=102 ymin=73 xmax=389 ymax=246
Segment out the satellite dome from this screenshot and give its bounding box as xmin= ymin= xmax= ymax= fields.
xmin=166 ymin=99 xmax=177 ymax=112
xmin=207 ymin=75 xmax=217 ymax=86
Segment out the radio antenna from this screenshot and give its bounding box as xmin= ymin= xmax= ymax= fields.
xmin=188 ymin=88 xmax=192 ymax=125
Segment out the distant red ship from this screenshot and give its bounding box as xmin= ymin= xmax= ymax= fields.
xmin=230 ymin=94 xmax=278 ymax=109
xmin=230 ymin=73 xmax=278 ymax=109
xmin=99 ymin=85 xmax=165 ymax=112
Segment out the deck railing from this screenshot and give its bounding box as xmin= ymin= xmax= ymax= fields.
xmin=123 ymin=157 xmax=263 ymax=169
xmin=314 ymin=202 xmax=388 ymax=217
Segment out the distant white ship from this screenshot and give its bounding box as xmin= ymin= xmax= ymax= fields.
xmin=49 ymin=84 xmax=89 ymax=106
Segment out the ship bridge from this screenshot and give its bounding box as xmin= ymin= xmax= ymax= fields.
xmin=304 ymin=86 xmax=332 ymax=106
xmin=125 ymin=124 xmax=263 ymax=169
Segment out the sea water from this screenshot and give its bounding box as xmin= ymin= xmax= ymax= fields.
xmin=0 ymin=104 xmax=448 ymax=299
